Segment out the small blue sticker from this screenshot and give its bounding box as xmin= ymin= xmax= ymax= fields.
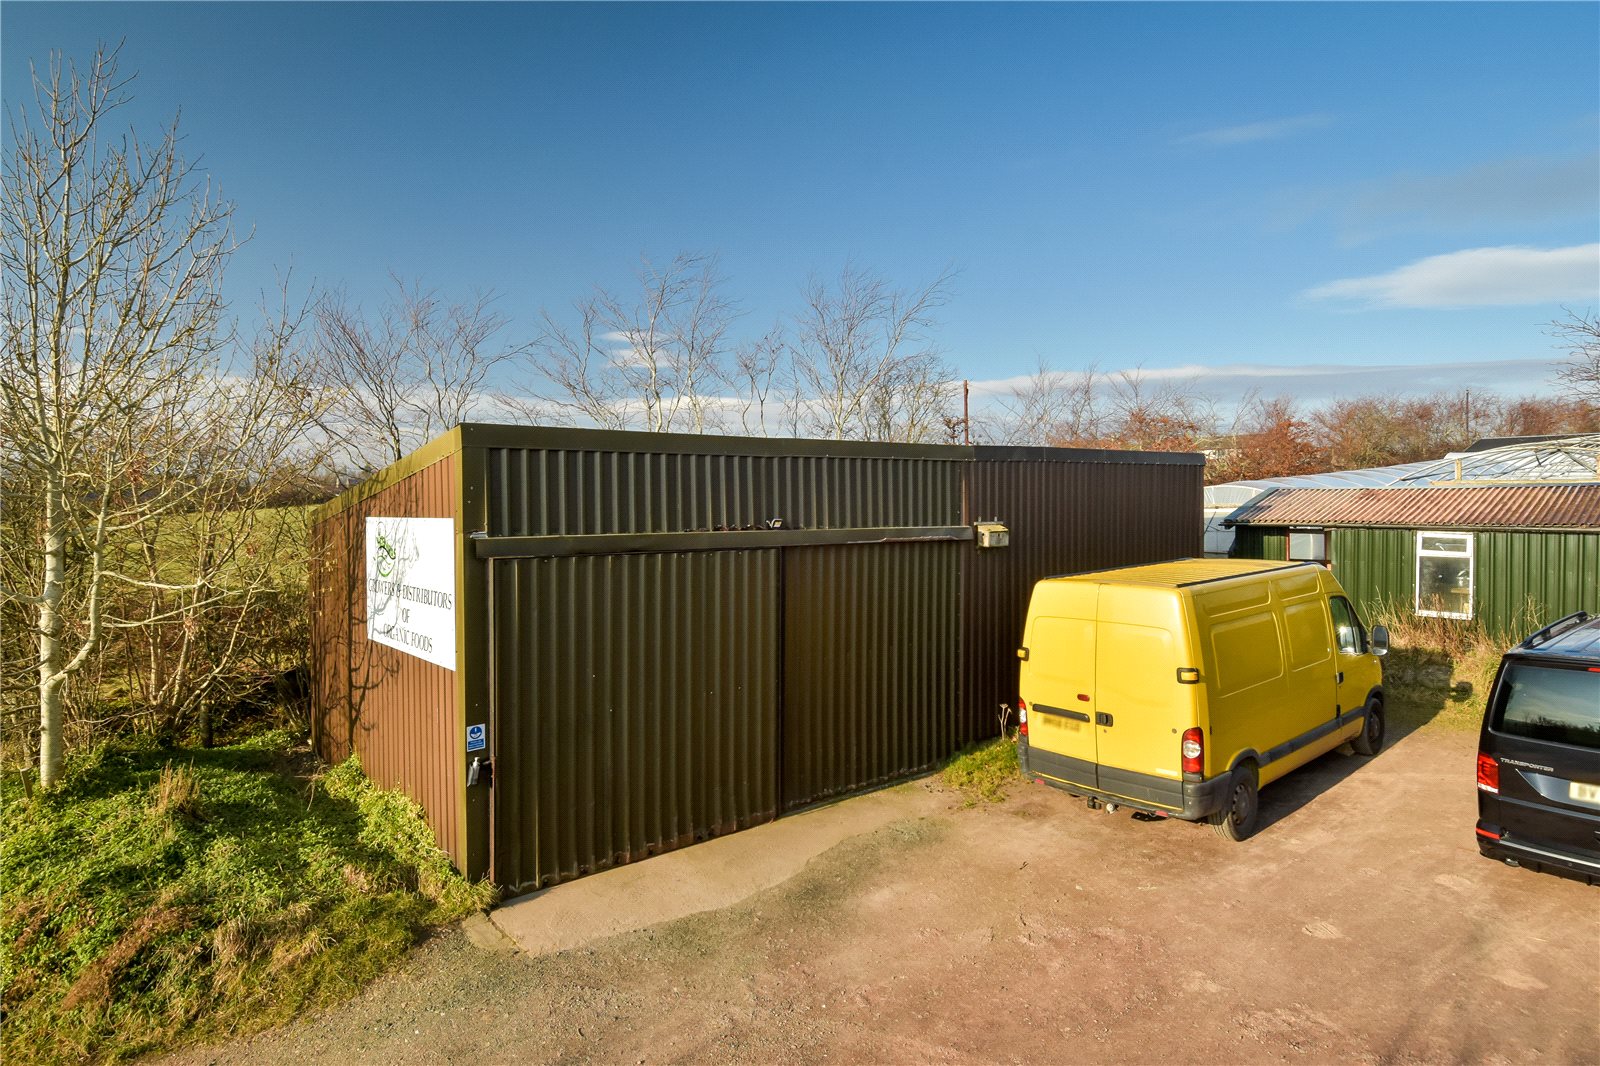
xmin=466 ymin=723 xmax=487 ymax=752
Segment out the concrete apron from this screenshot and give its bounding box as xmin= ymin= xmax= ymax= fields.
xmin=490 ymin=779 xmax=942 ymax=957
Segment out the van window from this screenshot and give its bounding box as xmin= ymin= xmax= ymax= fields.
xmin=1491 ymin=663 xmax=1600 ymax=750
xmin=1328 ymin=597 xmax=1366 ymax=655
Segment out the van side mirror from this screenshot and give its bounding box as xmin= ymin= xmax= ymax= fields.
xmin=1370 ymin=625 xmax=1389 ymax=657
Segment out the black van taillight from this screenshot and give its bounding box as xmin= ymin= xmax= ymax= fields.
xmin=1181 ymin=727 xmax=1203 ymax=775
xmin=1017 ymin=699 xmax=1028 ymax=738
xmin=1476 ymin=751 xmax=1499 ymax=794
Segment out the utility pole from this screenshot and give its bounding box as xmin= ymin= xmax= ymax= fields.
xmin=963 ymin=380 xmax=971 ymax=445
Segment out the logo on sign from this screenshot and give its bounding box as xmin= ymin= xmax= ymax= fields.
xmin=466 ymin=723 xmax=487 ymax=752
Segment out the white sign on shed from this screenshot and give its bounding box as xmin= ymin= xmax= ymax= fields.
xmin=365 ymin=517 xmax=457 ymax=670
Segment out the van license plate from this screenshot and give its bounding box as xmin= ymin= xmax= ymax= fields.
xmin=1570 ymin=781 xmax=1600 ymax=805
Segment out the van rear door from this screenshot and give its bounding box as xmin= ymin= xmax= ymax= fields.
xmin=1485 ymin=661 xmax=1600 ymax=858
xmin=1094 ymin=619 xmax=1189 ymax=807
xmin=1023 ymin=613 xmax=1100 ymax=790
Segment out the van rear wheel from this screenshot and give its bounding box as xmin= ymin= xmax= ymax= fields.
xmin=1353 ymin=698 xmax=1385 ymax=756
xmin=1209 ymin=766 xmax=1259 ymax=842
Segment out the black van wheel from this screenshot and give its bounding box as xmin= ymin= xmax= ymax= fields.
xmin=1209 ymin=766 xmax=1259 ymax=842
xmin=1353 ymin=698 xmax=1385 ymax=756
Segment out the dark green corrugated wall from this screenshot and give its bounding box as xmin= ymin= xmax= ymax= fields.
xmin=781 ymin=541 xmax=961 ymax=812
xmin=1326 ymin=528 xmax=1413 ymax=622
xmin=1475 ymin=531 xmax=1600 ymax=636
xmin=1230 ymin=527 xmax=1286 ymax=561
xmin=1232 ymin=525 xmax=1600 ymax=638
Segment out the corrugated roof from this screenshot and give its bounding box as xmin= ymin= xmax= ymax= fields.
xmin=1225 ymin=484 xmax=1600 ymax=531
xmin=1203 ymin=433 xmax=1600 ymax=511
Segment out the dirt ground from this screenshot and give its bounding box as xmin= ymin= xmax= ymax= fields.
xmin=167 ymin=727 xmax=1598 ymax=1065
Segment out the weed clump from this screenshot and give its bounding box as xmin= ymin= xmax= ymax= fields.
xmin=941 ymin=736 xmax=1021 ymax=805
xmin=0 ymin=730 xmax=496 ymax=1064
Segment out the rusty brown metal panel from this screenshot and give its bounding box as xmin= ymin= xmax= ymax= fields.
xmin=781 ymin=540 xmax=962 ymax=810
xmin=309 ymin=454 xmax=465 ymax=869
xmin=1228 ymin=484 xmax=1600 ymax=531
xmin=485 ymin=446 xmax=962 ymax=536
xmin=962 ymin=451 xmax=1204 ymax=742
xmin=489 ymin=549 xmax=780 ymax=893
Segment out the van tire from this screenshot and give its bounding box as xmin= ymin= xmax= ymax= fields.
xmin=1209 ymin=766 xmax=1259 ymax=842
xmin=1353 ymin=698 xmax=1385 ymax=756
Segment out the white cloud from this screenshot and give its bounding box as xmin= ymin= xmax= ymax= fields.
xmin=967 ymin=357 xmax=1572 ymax=411
xmin=1303 ymin=244 xmax=1600 ymax=309
xmin=1177 ymin=114 xmax=1332 ymax=147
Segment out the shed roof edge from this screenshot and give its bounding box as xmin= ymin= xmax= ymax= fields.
xmin=310 ymin=426 xmax=464 ymax=525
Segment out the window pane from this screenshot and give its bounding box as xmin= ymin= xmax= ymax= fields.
xmin=1328 ymin=597 xmax=1363 ymax=655
xmin=1493 ymin=663 xmax=1600 ymax=750
xmin=1418 ymin=556 xmax=1471 ymax=616
xmin=1289 ymin=531 xmax=1326 ymax=560
xmin=1419 ymin=534 xmax=1470 ymax=554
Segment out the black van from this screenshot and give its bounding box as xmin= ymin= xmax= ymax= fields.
xmin=1476 ymin=612 xmax=1600 ymax=886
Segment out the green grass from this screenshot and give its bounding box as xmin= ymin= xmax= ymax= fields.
xmin=0 ymin=729 xmax=495 ymax=1065
xmin=940 ymin=736 xmax=1022 ymax=805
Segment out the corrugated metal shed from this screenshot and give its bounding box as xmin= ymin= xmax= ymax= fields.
xmin=311 ymin=424 xmax=1203 ymax=890
xmin=1227 ymin=484 xmax=1600 ymax=532
xmin=309 ymin=452 xmax=467 ymax=869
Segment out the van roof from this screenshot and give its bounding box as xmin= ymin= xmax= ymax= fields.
xmin=1510 ymin=612 xmax=1600 ymax=664
xmin=1045 ymin=558 xmax=1316 ymax=589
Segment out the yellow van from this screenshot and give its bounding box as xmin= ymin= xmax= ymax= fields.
xmin=1017 ymin=559 xmax=1388 ymax=840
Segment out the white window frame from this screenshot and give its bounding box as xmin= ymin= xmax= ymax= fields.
xmin=1415 ymin=530 xmax=1474 ymax=620
xmin=1288 ymin=528 xmax=1328 ymax=563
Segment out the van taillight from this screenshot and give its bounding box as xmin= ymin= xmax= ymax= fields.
xmin=1181 ymin=727 xmax=1203 ymax=775
xmin=1476 ymin=752 xmax=1499 ymax=793
xmin=1017 ymin=699 xmax=1028 ymax=738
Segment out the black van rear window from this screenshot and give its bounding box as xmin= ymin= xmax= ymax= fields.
xmin=1491 ymin=663 xmax=1600 ymax=750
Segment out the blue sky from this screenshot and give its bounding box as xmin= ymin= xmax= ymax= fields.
xmin=5 ymin=2 xmax=1597 ymax=406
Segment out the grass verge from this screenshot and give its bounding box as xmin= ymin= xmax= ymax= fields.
xmin=0 ymin=729 xmax=495 ymax=1064
xmin=940 ymin=736 xmax=1021 ymax=805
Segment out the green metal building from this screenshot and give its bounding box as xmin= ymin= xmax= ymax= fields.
xmin=1227 ymin=483 xmax=1600 ymax=636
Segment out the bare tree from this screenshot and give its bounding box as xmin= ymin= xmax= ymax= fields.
xmin=1551 ymin=308 xmax=1600 ymax=404
xmin=537 ymin=252 xmax=736 ymax=433
xmin=1095 ymin=368 xmax=1211 ymax=451
xmin=107 ymin=295 xmax=328 ymax=747
xmin=315 ymin=276 xmax=535 ymax=472
xmin=992 ymin=359 xmax=1102 ymax=445
xmin=787 ymin=264 xmax=956 ymax=441
xmin=726 ymin=324 xmax=788 ymax=437
xmin=1 ymin=47 xmax=328 ymax=787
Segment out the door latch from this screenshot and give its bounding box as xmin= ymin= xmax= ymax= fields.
xmin=1095 ymin=712 xmax=1114 ymax=727
xmin=467 ymin=756 xmax=493 ymax=788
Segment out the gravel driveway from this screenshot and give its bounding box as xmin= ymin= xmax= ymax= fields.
xmin=167 ymin=726 xmax=1598 ymax=1065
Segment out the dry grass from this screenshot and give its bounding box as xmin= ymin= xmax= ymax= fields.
xmin=151 ymin=761 xmax=204 ymax=823
xmin=1369 ymin=604 xmax=1522 ymax=734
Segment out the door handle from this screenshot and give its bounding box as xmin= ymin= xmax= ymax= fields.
xmin=1336 ymin=671 xmax=1344 ymax=683
xmin=1095 ymin=712 xmax=1113 ymax=727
